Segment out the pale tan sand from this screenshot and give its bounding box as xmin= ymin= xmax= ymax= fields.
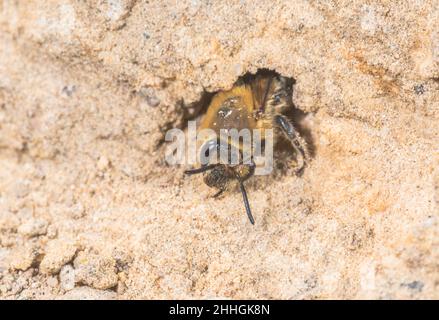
xmin=0 ymin=1 xmax=438 ymax=299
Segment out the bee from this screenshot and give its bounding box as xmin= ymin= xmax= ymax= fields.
xmin=185 ymin=72 xmax=309 ymax=224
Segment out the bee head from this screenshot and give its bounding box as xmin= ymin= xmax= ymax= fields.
xmin=198 ymin=138 xmax=243 ymax=167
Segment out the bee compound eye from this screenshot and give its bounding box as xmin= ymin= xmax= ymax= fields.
xmin=273 ymin=93 xmax=282 ymax=104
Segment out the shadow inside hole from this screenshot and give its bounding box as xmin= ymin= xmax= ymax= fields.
xmin=183 ymin=91 xmax=215 ymax=122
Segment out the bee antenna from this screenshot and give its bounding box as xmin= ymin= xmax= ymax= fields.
xmin=238 ymin=181 xmax=255 ymax=225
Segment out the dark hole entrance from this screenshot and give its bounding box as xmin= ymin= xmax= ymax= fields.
xmin=184 ymin=69 xmax=291 ymax=121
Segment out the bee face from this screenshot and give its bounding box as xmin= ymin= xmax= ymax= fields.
xmin=185 ymin=72 xmax=308 ymax=225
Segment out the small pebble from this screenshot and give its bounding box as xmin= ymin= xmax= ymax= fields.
xmin=69 ymin=203 xmax=85 ymax=219
xmin=46 ymin=225 xmax=58 ymax=239
xmin=97 ymin=156 xmax=110 ymax=171
xmin=47 ymin=276 xmax=59 ymax=288
xmin=60 ymin=265 xmax=76 ymax=291
xmin=9 ymin=245 xmax=40 ymax=271
xmin=17 ymin=218 xmax=48 ymax=238
xmin=40 ymin=240 xmax=77 ymax=275
xmin=139 ymin=87 xmax=160 ymax=107
xmin=74 ymin=251 xmax=118 ymax=290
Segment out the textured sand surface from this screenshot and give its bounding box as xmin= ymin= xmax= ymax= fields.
xmin=0 ymin=1 xmax=438 ymax=299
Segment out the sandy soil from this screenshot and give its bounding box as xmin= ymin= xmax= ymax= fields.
xmin=0 ymin=1 xmax=438 ymax=299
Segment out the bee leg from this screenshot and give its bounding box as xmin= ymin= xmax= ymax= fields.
xmin=203 ymin=166 xmax=229 ymax=197
xmin=275 ymin=114 xmax=308 ymax=173
xmin=212 ymin=189 xmax=225 ymax=198
xmin=184 ymin=164 xmax=219 ymax=175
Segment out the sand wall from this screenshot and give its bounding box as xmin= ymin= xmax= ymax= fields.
xmin=0 ymin=1 xmax=438 ymax=299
